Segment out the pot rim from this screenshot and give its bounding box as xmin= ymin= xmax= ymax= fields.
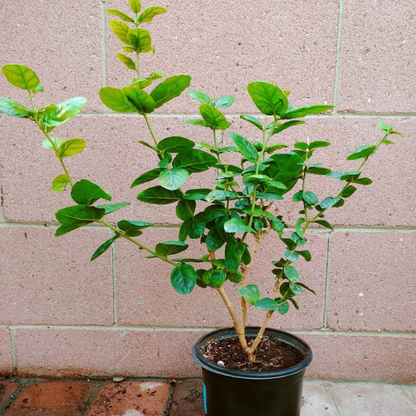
xmin=192 ymin=327 xmax=313 ymax=380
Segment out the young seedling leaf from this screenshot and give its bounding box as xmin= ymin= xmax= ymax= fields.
xmin=51 ymin=174 xmax=71 ymax=193
xmin=0 ymin=97 xmax=32 ymax=118
xmin=247 ymin=81 xmax=289 ymax=116
xmin=199 ymin=104 xmax=231 ymax=130
xmin=116 ymin=53 xmax=136 ymax=70
xmin=100 ymin=87 xmax=136 ymax=113
xmin=214 ymin=95 xmax=235 ymax=109
xmin=188 ymin=90 xmax=212 ymax=105
xmin=137 ymin=6 xmax=167 ymax=24
xmin=240 ymin=114 xmax=263 ymax=130
xmin=41 ymin=97 xmax=87 ymax=127
xmin=2 ymin=64 xmax=40 ymax=91
xmin=128 ymin=28 xmax=152 ymax=53
xmin=121 ymin=86 xmax=156 ymax=113
xmin=109 ymin=20 xmax=132 ymax=45
xmin=107 ymin=9 xmax=135 ymax=23
xmin=128 ymin=0 xmax=142 ymax=14
xmin=271 ymin=120 xmax=304 ymax=135
xmin=56 ymin=139 xmax=86 ymax=158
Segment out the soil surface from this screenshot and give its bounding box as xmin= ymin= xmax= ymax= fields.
xmin=201 ymin=335 xmax=305 ymax=372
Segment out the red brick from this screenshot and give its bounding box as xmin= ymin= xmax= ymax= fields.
xmin=170 ymin=380 xmax=204 ymax=416
xmin=0 ymin=0 xmax=103 ymax=112
xmin=4 ymin=381 xmax=92 ymax=416
xmin=338 ymin=1 xmax=416 ymax=113
xmin=106 ymin=0 xmax=339 ymax=114
xmin=15 ymin=328 xmax=203 ymax=378
xmin=0 ymin=329 xmax=13 ymax=376
xmin=87 ymin=381 xmax=170 ymax=416
xmin=0 ymin=381 xmax=20 ymax=410
xmin=303 ymin=332 xmax=416 ymax=383
xmin=0 ymin=227 xmax=113 ymax=325
xmin=328 ymin=231 xmax=416 ymax=332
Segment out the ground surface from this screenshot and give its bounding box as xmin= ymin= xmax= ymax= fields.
xmin=0 ymin=378 xmax=415 ymax=415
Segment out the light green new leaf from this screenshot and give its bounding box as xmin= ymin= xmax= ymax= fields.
xmin=41 ymin=97 xmax=87 ymax=127
xmin=128 ymin=0 xmax=142 ymax=14
xmin=184 ymin=119 xmax=210 ymax=127
xmin=199 ymin=104 xmax=231 ymax=130
xmin=150 ymin=75 xmax=191 ymax=109
xmin=91 ymin=235 xmax=119 ymax=260
xmin=271 ymin=120 xmax=304 ymax=135
xmin=137 ymin=186 xmax=182 ymax=204
xmin=282 ymin=105 xmax=333 ymax=119
xmin=56 ymin=139 xmax=86 ymax=158
xmin=187 ymin=90 xmax=212 ymax=105
xmin=158 ymin=168 xmax=189 ymax=190
xmin=238 ymin=284 xmax=260 ymax=305
xmin=347 ymin=145 xmax=377 ymax=160
xmin=121 ymin=85 xmax=155 ymax=113
xmin=247 ymin=81 xmax=288 ymax=116
xmin=128 ymin=28 xmax=152 ymax=53
xmin=0 ymin=97 xmax=32 ymax=118
xmin=51 ymin=174 xmax=71 ymax=193
xmin=100 ymin=87 xmax=136 ymax=113
xmin=71 ymin=179 xmax=112 ymax=205
xmin=2 ymin=64 xmax=40 ymax=91
xmin=228 ymin=132 xmax=258 ymax=163
xmin=116 ymin=53 xmax=136 ymax=70
xmin=214 ymin=95 xmax=235 ymax=109
xmin=109 ymin=20 xmax=131 ymax=44
xmin=224 ymin=217 xmax=254 ymax=233
xmin=171 ymin=263 xmax=197 ymax=295
xmin=42 ymin=137 xmax=63 ymax=150
xmin=240 ymin=114 xmax=263 ymax=130
xmin=107 ymin=9 xmax=134 ymax=23
xmin=137 ymin=6 xmax=167 ymax=24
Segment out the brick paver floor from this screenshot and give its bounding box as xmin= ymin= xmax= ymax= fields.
xmin=0 ymin=378 xmax=415 ymax=415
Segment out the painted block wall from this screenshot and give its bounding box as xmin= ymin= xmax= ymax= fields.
xmin=0 ymin=0 xmax=415 ymax=383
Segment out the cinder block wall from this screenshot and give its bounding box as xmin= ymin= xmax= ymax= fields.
xmin=0 ymin=0 xmax=415 ymax=383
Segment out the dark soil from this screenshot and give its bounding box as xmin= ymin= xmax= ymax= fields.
xmin=201 ymin=335 xmax=305 ymax=372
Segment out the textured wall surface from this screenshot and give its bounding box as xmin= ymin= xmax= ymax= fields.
xmin=0 ymin=0 xmax=415 ymax=383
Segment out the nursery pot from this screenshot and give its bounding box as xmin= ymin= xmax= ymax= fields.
xmin=192 ymin=327 xmax=312 ymax=416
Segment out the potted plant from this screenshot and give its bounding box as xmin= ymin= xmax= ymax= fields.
xmin=0 ymin=1 xmax=401 ymax=415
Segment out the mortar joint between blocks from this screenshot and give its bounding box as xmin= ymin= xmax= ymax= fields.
xmin=100 ymin=0 xmax=108 ymax=88
xmin=333 ymin=0 xmax=345 ymax=113
xmin=322 ymin=382 xmax=341 ymax=416
xmin=10 ymin=327 xmax=17 ymax=375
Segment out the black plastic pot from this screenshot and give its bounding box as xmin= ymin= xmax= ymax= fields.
xmin=192 ymin=327 xmax=312 ymax=416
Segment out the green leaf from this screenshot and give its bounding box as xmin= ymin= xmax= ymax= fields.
xmin=118 ymin=220 xmax=152 ymax=236
xmin=116 ymin=53 xmax=136 ymax=70
xmin=184 ymin=119 xmax=210 ymax=127
xmin=257 ymin=192 xmax=283 ymax=201
xmin=214 ymin=95 xmax=235 ymax=109
xmin=206 ymin=190 xmax=239 ymax=202
xmin=297 ymin=250 xmax=311 ymax=261
xmin=203 ymin=205 xmax=226 ymax=222
xmin=131 ymin=168 xmax=163 ymax=187
xmin=228 ymin=132 xmax=258 ymax=163
xmin=171 ymin=264 xmax=197 ymax=295
xmin=347 ymin=145 xmax=377 ymax=160
xmin=238 ymin=284 xmax=260 ymax=305
xmin=150 ymin=75 xmax=191 ymax=109
xmin=97 ymin=202 xmax=130 ymax=215
xmin=56 ymin=139 xmax=86 ymax=158
xmin=199 ymin=104 xmax=231 ymax=130
xmin=210 ymin=269 xmax=227 ymax=287
xmin=188 ymin=90 xmax=212 ymax=105
xmin=172 ymin=149 xmax=217 ymax=173
xmin=51 ymin=174 xmax=71 ymax=193
xmin=55 ymin=205 xmax=105 ymax=236
xmin=247 ymin=81 xmax=288 ymax=116
xmin=302 ymin=191 xmax=319 ymax=205
xmin=176 ymin=200 xmax=196 ymax=221
xmin=128 ymin=28 xmax=152 ymax=53
xmin=158 ymin=168 xmax=189 ymax=190
xmin=184 ymin=188 xmax=212 ymax=201
xmin=0 ymin=97 xmax=32 ymax=118
xmin=121 ymin=85 xmax=156 ymax=113
xmin=107 ymin=9 xmax=134 ymax=23
xmin=284 ymin=265 xmax=299 ymax=282
xmin=137 ymin=186 xmax=182 ymax=204
xmin=289 ymin=282 xmax=303 ymax=295
xmin=340 ymin=185 xmax=357 ymax=198
xmin=100 ymin=87 xmax=136 ymax=113
xmin=223 ymin=217 xmax=254 ymax=233
xmin=352 ymin=177 xmax=372 ymax=185
xmin=206 ymin=228 xmax=225 ymax=251
xmin=2 ymin=64 xmax=40 ymax=91
xmin=109 ymin=20 xmax=132 ymax=44
xmin=314 ymin=220 xmax=333 ymax=229
xmin=158 ymin=136 xmax=195 ymax=153
xmin=266 ymin=153 xmax=304 ymax=192
xmin=284 ymin=250 xmax=299 ymax=262
xmin=276 ymin=301 xmax=290 ymax=315
xmin=156 ymin=241 xmax=188 ymax=258
xmin=91 ymin=235 xmax=118 ymax=260
xmin=283 ymin=105 xmax=333 ymax=119
xmin=254 ymin=298 xmax=281 ymax=311
xmin=309 ymin=141 xmax=331 ymax=150
xmin=187 ymin=214 xmax=205 ymax=239
xmin=225 ymin=239 xmax=246 ymax=272
xmin=137 ymin=6 xmax=167 ymax=24
xmin=240 ymin=114 xmax=263 ymax=130
xmin=128 ymin=0 xmax=142 ymax=14
xmin=227 ymin=271 xmax=243 ymax=283
xmin=320 ymin=197 xmax=340 ymax=209
xmin=297 ymin=282 xmax=316 ymax=295
xmin=71 ymin=180 xmax=112 ymax=205
xmin=42 ymin=137 xmax=63 ymax=149
xmin=271 ymin=120 xmax=304 ymax=135
xmin=41 ymin=97 xmax=87 ymax=127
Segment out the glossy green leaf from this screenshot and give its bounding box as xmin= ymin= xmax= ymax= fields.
xmin=137 ymin=6 xmax=167 ymax=24
xmin=116 ymin=53 xmax=136 ymax=70
xmin=188 ymin=90 xmax=212 ymax=105
xmin=247 ymin=81 xmax=288 ymax=116
xmin=223 ymin=217 xmax=254 ymax=233
xmin=122 ymin=85 xmax=155 ymax=113
xmin=282 ymin=105 xmax=333 ymax=119
xmin=225 ymin=239 xmax=246 ymax=272
xmin=107 ymin=9 xmax=134 ymax=23
xmin=238 ymin=284 xmax=260 ymax=305
xmin=340 ymin=185 xmax=357 ymax=198
xmin=118 ymin=220 xmax=152 ymax=236
xmin=347 ymin=145 xmax=377 ymax=160
xmin=131 ymin=168 xmax=163 ymax=188
xmin=176 ymin=200 xmax=196 ymax=221
xmin=289 ymin=282 xmax=303 ymax=295
xmin=150 ymin=75 xmax=191 ymax=109
xmin=171 ymin=263 xmax=197 ymax=295
xmin=240 ymin=114 xmax=263 ymax=130
xmin=199 ymin=104 xmax=231 ymax=130
xmin=284 ymin=265 xmax=299 ymax=282
xmin=41 ymin=97 xmax=87 ymax=127
xmin=276 ymin=301 xmax=290 ymax=315
xmin=297 ymin=250 xmax=311 ymax=262
xmin=210 ymin=269 xmax=227 ymax=287
xmin=183 ymin=188 xmax=212 ymax=201
xmin=214 ymin=95 xmax=235 ymax=109
xmin=206 ymin=190 xmax=239 ymax=202
xmin=266 ymin=153 xmax=304 ymax=191
xmin=228 ymin=132 xmax=258 ymax=163
xmin=302 ymin=191 xmax=319 ymax=205
xmin=257 ymin=192 xmax=283 ymax=201
xmin=100 ymin=87 xmax=136 ymax=112
xmin=71 ymin=179 xmax=112 ymax=205
xmin=309 ymin=141 xmax=331 ymax=150
xmin=352 ymin=177 xmax=373 ymax=185
xmin=156 ymin=241 xmax=188 ymax=258
xmin=55 ymin=205 xmax=105 ymax=236
xmin=271 ymin=120 xmax=304 ymax=135
xmin=109 ymin=20 xmax=131 ymax=44
xmin=56 ymin=139 xmax=86 ymax=158
xmin=284 ymin=250 xmax=299 ymax=262
xmin=137 ymin=186 xmax=182 ymax=204
xmin=158 ymin=136 xmax=195 ymax=152
xmin=314 ymin=219 xmax=333 ymax=229
xmin=158 ymin=168 xmax=189 ymax=190
xmin=97 ymin=202 xmax=130 ymax=215
xmin=51 ymin=174 xmax=71 ymax=193
xmin=254 ymin=297 xmax=280 ymax=311
xmin=2 ymin=64 xmax=40 ymax=91
xmin=206 ymin=227 xmax=225 ymax=251
xmin=172 ymin=149 xmax=217 ymax=173
xmin=320 ymin=197 xmax=340 ymax=209
xmin=0 ymin=97 xmax=31 ymax=118
xmin=91 ymin=235 xmax=118 ymax=260
xmin=187 ymin=214 xmax=205 ymax=239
